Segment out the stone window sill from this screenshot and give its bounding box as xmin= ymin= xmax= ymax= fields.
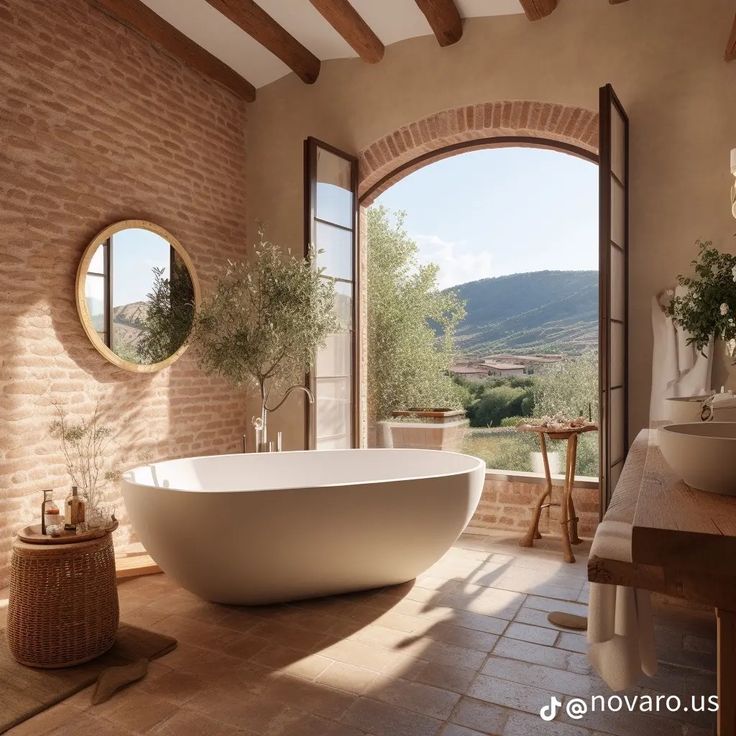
xmin=485 ymin=468 xmax=599 ymax=489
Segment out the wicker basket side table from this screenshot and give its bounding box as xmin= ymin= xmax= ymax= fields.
xmin=7 ymin=533 xmax=119 ymax=668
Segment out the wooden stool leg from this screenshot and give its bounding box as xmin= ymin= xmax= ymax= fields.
xmin=520 ymin=486 xmax=551 ymax=548
xmin=717 ymin=608 xmax=736 ymax=736
xmin=560 ymin=435 xmax=576 ymax=564
xmin=520 ymin=434 xmax=552 ymax=548
xmin=567 ymin=434 xmax=582 ymax=545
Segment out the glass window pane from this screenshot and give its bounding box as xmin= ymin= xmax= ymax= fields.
xmin=317 ymin=434 xmax=351 ymax=450
xmin=611 ymin=244 xmax=625 ymax=322
xmin=610 ymin=459 xmax=623 ymax=494
xmin=317 ymin=332 xmax=352 ymax=377
xmin=610 ymin=386 xmax=625 ymax=464
xmin=316 ymin=222 xmax=353 ymax=281
xmin=611 ymin=107 xmax=626 ymax=184
xmin=316 ymin=148 xmax=353 ymax=229
xmin=88 ymin=244 xmax=105 ymax=274
xmin=611 ymin=321 xmax=625 ymax=389
xmin=316 ymin=376 xmax=351 ymax=446
xmin=85 ymin=274 xmax=105 ymax=332
xmin=611 ymin=178 xmax=625 ymax=248
xmin=333 ymin=280 xmax=353 ymax=330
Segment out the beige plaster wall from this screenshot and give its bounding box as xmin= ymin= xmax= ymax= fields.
xmin=245 ymin=0 xmax=736 ymax=448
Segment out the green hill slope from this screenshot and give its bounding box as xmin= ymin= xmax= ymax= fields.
xmin=447 ymin=270 xmax=598 ymax=356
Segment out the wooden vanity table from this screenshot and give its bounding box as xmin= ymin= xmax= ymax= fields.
xmin=589 ymin=429 xmax=736 ymax=735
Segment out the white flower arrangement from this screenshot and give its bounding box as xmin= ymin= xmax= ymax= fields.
xmin=667 ymin=240 xmax=736 ymax=361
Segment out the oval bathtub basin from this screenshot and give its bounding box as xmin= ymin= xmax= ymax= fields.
xmin=122 ymin=449 xmax=485 ymax=605
xmin=659 ymin=422 xmax=736 ymax=496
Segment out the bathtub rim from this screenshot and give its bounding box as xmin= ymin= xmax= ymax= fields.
xmin=121 ymin=447 xmax=486 ymax=495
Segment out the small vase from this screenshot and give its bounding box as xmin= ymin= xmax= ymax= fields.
xmin=87 ymin=505 xmax=113 ymax=529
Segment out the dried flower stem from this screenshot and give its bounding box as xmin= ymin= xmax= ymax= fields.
xmin=49 ymin=401 xmax=114 ymax=509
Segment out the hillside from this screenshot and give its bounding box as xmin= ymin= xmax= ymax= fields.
xmin=447 ymin=270 xmax=598 ymax=356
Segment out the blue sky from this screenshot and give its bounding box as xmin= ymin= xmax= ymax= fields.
xmin=373 ymin=147 xmax=598 ymax=289
xmin=112 ymin=228 xmax=171 ymax=306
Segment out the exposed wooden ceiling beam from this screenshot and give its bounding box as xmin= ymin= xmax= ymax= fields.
xmin=727 ymin=11 xmax=736 ymax=61
xmin=414 ymin=0 xmax=463 ymax=47
xmin=309 ymin=0 xmax=384 ymax=64
xmin=205 ymin=0 xmax=320 ymax=84
xmin=90 ymin=0 xmax=255 ymax=100
xmin=518 ymin=0 xmax=558 ymax=21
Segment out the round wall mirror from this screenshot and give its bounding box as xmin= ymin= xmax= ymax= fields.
xmin=76 ymin=220 xmax=200 ymax=372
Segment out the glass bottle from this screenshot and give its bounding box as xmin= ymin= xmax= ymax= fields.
xmin=41 ymin=489 xmax=59 ymax=535
xmin=45 ymin=507 xmax=62 ymax=536
xmin=64 ymin=486 xmax=86 ymax=531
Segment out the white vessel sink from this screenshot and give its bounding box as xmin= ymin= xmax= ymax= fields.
xmin=659 ymin=422 xmax=736 ymax=496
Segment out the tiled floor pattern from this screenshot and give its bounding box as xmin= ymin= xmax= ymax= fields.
xmin=5 ymin=532 xmax=717 ymax=735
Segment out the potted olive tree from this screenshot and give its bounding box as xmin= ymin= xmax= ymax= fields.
xmin=367 ymin=207 xmax=469 ymax=450
xmin=192 ymin=235 xmax=336 ymax=450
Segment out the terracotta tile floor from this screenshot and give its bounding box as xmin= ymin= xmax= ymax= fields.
xmin=5 ymin=531 xmax=717 ymax=736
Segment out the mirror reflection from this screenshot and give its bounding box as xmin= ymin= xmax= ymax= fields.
xmin=79 ymin=222 xmax=197 ymax=370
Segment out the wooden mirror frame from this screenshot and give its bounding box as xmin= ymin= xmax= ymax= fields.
xmin=75 ymin=219 xmax=201 ymax=373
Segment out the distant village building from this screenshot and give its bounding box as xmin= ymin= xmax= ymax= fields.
xmin=451 ymin=353 xmax=564 ymax=382
xmin=483 ymin=353 xmax=563 ymax=374
xmin=449 ymin=364 xmax=490 ymax=383
xmin=484 ymin=362 xmax=526 ymax=377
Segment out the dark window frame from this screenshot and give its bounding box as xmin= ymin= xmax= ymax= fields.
xmin=598 ymin=83 xmax=630 ymax=515
xmin=85 ymin=237 xmax=113 ymax=348
xmin=304 ymin=136 xmax=360 ymax=450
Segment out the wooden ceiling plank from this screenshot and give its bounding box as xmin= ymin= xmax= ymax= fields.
xmin=90 ymin=0 xmax=255 ymax=100
xmin=727 ymin=11 xmax=736 ymax=61
xmin=205 ymin=0 xmax=320 ymax=84
xmin=518 ymin=0 xmax=558 ymax=22
xmin=414 ymin=0 xmax=463 ymax=47
xmin=309 ymin=0 xmax=384 ymax=64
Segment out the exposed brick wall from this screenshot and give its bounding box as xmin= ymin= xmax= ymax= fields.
xmin=359 ymin=101 xmax=599 ymax=203
xmin=0 ymin=0 xmax=248 ymax=587
xmin=469 ymin=476 xmax=600 ymax=540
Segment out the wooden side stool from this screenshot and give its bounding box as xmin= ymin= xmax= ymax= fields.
xmin=517 ymin=423 xmax=597 ymax=563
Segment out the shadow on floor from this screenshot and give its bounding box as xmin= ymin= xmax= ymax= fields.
xmin=38 ymin=532 xmax=717 ymax=736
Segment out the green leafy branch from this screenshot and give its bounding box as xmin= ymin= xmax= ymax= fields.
xmin=666 ymin=240 xmax=736 ymax=357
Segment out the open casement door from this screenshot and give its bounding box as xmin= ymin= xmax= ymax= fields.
xmin=304 ymin=137 xmax=360 ymax=450
xmin=599 ymin=84 xmax=629 ymax=513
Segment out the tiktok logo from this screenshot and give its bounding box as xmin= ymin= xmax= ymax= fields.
xmin=539 ymin=696 xmax=562 ymax=722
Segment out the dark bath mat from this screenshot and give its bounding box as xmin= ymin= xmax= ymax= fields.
xmin=0 ymin=624 xmax=177 ymax=733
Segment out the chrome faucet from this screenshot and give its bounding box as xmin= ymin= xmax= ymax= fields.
xmin=253 ymin=384 xmax=315 ymax=452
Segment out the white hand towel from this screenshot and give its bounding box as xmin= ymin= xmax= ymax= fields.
xmin=588 ymin=582 xmax=657 ymax=691
xmin=649 ymin=289 xmax=712 ymax=422
xmin=588 ymin=512 xmax=657 ymax=690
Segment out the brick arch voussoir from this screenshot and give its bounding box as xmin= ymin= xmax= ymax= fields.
xmin=358 ymin=101 xmax=599 ymax=204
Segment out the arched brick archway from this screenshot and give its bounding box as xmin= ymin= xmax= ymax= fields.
xmin=358 ymin=101 xmax=599 ymax=204
xmin=356 ymin=99 xmax=600 ymax=450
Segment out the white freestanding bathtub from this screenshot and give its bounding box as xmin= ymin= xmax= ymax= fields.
xmin=122 ymin=449 xmax=485 ymax=605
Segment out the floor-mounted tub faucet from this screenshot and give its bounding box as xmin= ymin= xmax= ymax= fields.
xmin=252 ymin=384 xmax=315 ymax=452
